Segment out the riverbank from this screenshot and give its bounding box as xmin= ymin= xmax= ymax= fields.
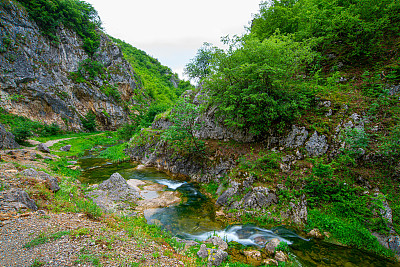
xmin=0 ymin=134 xmax=199 ymax=267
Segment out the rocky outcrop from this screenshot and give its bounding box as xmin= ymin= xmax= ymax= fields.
xmin=2 ymin=189 xmax=38 ymax=211
xmin=22 ymin=168 xmax=60 ymax=192
xmin=86 ymin=173 xmax=140 ymax=213
xmin=0 ymin=124 xmax=19 ymax=150
xmin=0 ymin=1 xmax=139 ymax=131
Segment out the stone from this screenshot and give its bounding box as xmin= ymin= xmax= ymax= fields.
xmin=173 ymin=237 xmax=199 ymax=248
xmin=274 ymin=251 xmax=288 ymax=262
xmin=265 ymin=238 xmax=280 ymax=255
xmin=208 ymin=249 xmax=228 ymax=266
xmin=60 ymin=145 xmax=71 ymax=151
xmin=288 ymin=195 xmax=308 ymax=225
xmin=37 ymin=143 xmax=50 ymax=153
xmin=197 ymin=244 xmax=209 ymax=259
xmin=0 ymin=124 xmax=19 ymax=150
xmin=283 ymin=125 xmax=309 ymax=148
xmin=308 ymin=228 xmax=323 ymax=239
xmin=263 ymin=259 xmax=278 ymax=266
xmin=3 ymin=189 xmax=38 ymax=211
xmin=305 ymin=131 xmax=329 ymax=157
xmin=86 ymin=172 xmax=140 ymax=213
xmin=206 ymin=236 xmax=228 ymax=251
xmin=0 ymin=2 xmax=138 ymax=131
xmin=37 ymin=171 xmax=60 ymax=192
xmin=21 ymin=168 xmax=38 ymax=177
xmin=388 ymin=236 xmax=400 ymax=256
xmin=67 ymin=161 xmax=78 ymax=164
xmin=243 ymin=250 xmax=262 ymax=261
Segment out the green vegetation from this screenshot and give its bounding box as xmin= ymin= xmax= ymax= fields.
xmin=161 ymin=98 xmax=204 ymax=152
xmin=16 ymin=0 xmax=101 ymax=55
xmin=81 ymin=110 xmax=97 ymax=132
xmin=24 ymin=231 xmax=70 ymax=248
xmin=0 ymin=107 xmax=62 ymax=144
xmin=111 ymin=37 xmax=192 ymax=105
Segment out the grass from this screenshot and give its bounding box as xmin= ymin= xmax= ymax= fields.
xmin=307 ymin=210 xmax=394 ymax=258
xmin=99 ymin=143 xmax=129 ymax=162
xmin=30 ymin=259 xmax=46 ymax=267
xmin=24 ymin=231 xmax=70 ymax=248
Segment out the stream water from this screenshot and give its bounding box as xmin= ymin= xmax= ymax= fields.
xmin=79 ymin=151 xmax=398 ymax=267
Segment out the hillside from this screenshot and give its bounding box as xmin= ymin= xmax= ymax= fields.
xmin=127 ymin=0 xmax=400 ymax=264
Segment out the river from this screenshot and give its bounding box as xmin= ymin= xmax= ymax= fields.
xmin=78 ymin=152 xmax=398 ymax=267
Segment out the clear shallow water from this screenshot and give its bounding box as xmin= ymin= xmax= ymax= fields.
xmin=79 ymin=154 xmax=399 ymax=267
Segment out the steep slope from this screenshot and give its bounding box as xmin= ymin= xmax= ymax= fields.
xmin=0 ymin=0 xmax=141 ymax=131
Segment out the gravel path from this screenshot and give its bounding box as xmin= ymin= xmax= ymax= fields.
xmin=27 ymin=138 xmax=74 ymax=148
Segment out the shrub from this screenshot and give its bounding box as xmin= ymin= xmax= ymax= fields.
xmin=81 ymin=111 xmax=97 ymax=132
xmin=11 ymin=124 xmax=32 ymax=144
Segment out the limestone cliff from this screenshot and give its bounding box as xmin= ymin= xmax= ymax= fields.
xmin=0 ymin=1 xmax=140 ymax=130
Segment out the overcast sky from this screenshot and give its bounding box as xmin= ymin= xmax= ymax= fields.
xmin=85 ymin=0 xmax=263 ymax=80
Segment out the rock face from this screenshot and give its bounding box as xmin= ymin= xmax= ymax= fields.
xmin=0 ymin=124 xmax=19 ymax=150
xmin=0 ymin=1 xmax=139 ymax=131
xmin=86 ymin=173 xmax=140 ymax=213
xmin=2 ymin=189 xmax=38 ymax=211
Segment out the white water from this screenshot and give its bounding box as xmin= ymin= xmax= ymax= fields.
xmin=156 ymin=179 xmax=186 ymax=190
xmin=182 ymin=225 xmax=298 ymax=247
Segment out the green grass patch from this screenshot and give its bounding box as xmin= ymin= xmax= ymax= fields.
xmin=32 ymin=132 xmax=99 ymax=143
xmin=307 ymin=210 xmax=394 ymax=258
xmin=24 ymin=231 xmax=70 ymax=248
xmin=99 ymin=143 xmax=129 ymax=162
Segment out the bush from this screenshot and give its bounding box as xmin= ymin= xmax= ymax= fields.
xmin=205 ymin=34 xmax=315 ymax=136
xmin=81 ymin=111 xmax=97 ymax=132
xmin=11 ymin=124 xmax=32 ymax=144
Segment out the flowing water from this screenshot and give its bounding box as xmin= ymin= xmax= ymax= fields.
xmin=79 ymin=151 xmax=399 ymax=267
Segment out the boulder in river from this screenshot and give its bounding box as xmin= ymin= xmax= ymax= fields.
xmin=265 ymin=238 xmax=280 ymax=255
xmin=86 ymin=173 xmax=140 ymax=213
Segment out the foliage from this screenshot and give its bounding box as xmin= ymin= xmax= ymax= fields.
xmin=251 ymin=0 xmax=400 ymax=64
xmin=99 ymin=143 xmax=129 ymax=162
xmin=380 ymin=125 xmax=400 ymax=159
xmin=110 ymin=37 xmax=193 ymax=107
xmin=340 ymin=127 xmax=369 ymax=158
xmin=100 ymin=83 xmax=120 ymax=101
xmin=11 ymin=124 xmax=33 ymax=144
xmin=307 ymin=210 xmax=393 ymax=257
xmin=81 ymin=110 xmax=96 ymax=132
xmin=204 ymin=34 xmax=315 ymax=136
xmin=0 ymin=107 xmax=65 ymax=143
xmin=275 ymin=241 xmax=290 ymax=253
xmin=68 ymin=59 xmax=105 ymax=83
xmin=184 ymin=42 xmax=215 ymax=82
xmin=17 ymin=0 xmax=101 ymax=55
xmin=24 ymin=231 xmax=70 ymax=248
xmin=161 ymin=98 xmax=204 ymax=152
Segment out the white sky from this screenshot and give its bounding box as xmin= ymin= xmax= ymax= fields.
xmin=85 ymin=0 xmax=263 ymax=80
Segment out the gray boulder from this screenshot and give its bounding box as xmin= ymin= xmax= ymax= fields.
xmin=206 ymin=236 xmax=228 ymax=251
xmin=86 ymin=173 xmax=140 ymax=213
xmin=305 ymin=131 xmax=329 ymax=157
xmin=3 ymin=189 xmax=38 ymax=211
xmin=60 ymin=145 xmax=71 ymax=152
xmin=265 ymin=238 xmax=280 ymax=255
xmin=37 ymin=143 xmax=50 ymax=153
xmin=197 ymin=244 xmax=209 ymax=259
xmin=208 ymin=249 xmax=228 ymax=266
xmin=21 ymin=168 xmax=39 ymax=177
xmin=37 ymin=171 xmax=60 ymax=192
xmin=0 ymin=124 xmax=19 ymax=150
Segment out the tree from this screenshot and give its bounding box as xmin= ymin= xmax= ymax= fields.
xmin=161 ymin=98 xmax=203 ymax=152
xmin=184 ymin=42 xmax=215 ymax=82
xmin=206 ymin=33 xmax=315 ymax=136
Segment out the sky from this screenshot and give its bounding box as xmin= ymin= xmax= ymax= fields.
xmin=84 ymin=0 xmax=263 ymax=80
